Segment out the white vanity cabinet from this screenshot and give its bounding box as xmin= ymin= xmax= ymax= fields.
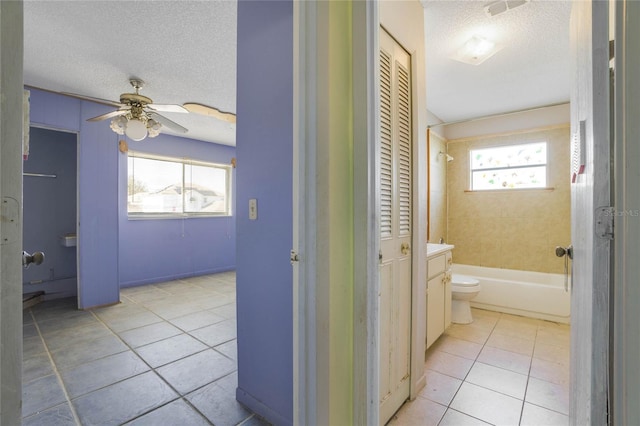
xmin=426 ymin=244 xmax=453 ymax=349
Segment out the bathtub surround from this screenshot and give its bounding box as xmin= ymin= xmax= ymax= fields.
xmin=454 ymin=264 xmax=571 ymax=324
xmin=447 ymin=126 xmax=571 ymax=274
xmin=428 ymin=130 xmax=447 ymax=243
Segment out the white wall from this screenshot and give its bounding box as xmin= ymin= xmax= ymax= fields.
xmin=440 ymin=103 xmax=570 ymax=140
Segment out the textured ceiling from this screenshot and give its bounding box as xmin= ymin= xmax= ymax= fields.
xmin=23 ymin=1 xmax=571 ymax=143
xmin=24 ymin=0 xmax=237 ymax=145
xmin=423 ymin=0 xmax=572 ymax=124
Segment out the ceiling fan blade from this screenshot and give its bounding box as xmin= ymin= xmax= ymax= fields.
xmin=149 ymin=112 xmax=188 ymax=133
xmin=60 ymin=91 xmax=123 ymax=108
xmin=86 ymin=109 xmax=129 ymax=122
xmin=147 ymin=104 xmax=188 ymax=113
xmin=183 ymin=103 xmax=236 ymax=124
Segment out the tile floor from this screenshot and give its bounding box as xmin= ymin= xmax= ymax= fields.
xmin=22 ymin=271 xmax=269 ymax=426
xmin=390 ymin=308 xmax=570 ymax=426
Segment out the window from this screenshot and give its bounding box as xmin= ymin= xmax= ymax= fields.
xmin=128 ymin=152 xmax=232 ymax=217
xmin=470 ymin=142 xmax=547 ymax=190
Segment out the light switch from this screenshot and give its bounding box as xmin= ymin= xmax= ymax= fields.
xmin=249 ymin=198 xmax=258 ymax=220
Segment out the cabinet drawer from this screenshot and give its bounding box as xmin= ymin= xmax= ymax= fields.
xmin=428 ymin=255 xmax=446 ymax=279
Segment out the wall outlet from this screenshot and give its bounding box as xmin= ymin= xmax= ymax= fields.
xmin=249 ymin=198 xmax=258 ymax=220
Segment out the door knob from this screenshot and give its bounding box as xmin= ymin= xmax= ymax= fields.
xmin=555 ymin=245 xmax=573 ymax=260
xmin=401 ymin=243 xmax=410 ymax=255
xmin=23 ymin=251 xmax=45 ymax=268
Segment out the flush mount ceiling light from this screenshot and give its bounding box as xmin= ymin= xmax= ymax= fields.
xmin=484 ymin=0 xmax=530 ymax=18
xmin=451 ymin=35 xmax=503 ymax=66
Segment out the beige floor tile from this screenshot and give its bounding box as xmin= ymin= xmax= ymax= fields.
xmin=470 ymin=308 xmax=501 ymax=319
xmin=533 ymin=342 xmax=570 ymax=365
xmin=493 ymin=320 xmax=538 ymax=341
xmin=530 ymin=357 xmax=570 ymax=386
xmin=438 ymin=409 xmax=491 ymax=426
xmin=387 ymin=397 xmax=446 ymax=426
xmin=433 ymin=335 xmax=483 ymax=361
xmin=536 ymin=327 xmax=571 ymax=347
xmin=424 ymin=350 xmax=474 ymax=380
xmin=486 ymin=332 xmax=535 ymax=356
xmin=450 ymin=382 xmax=523 ymax=425
xmin=499 ymin=313 xmax=541 ymax=327
xmin=525 ymin=377 xmax=569 ymax=415
xmin=476 ymin=345 xmax=532 ymax=375
xmin=445 ymin=323 xmax=492 ymax=345
xmin=419 ymin=369 xmax=462 ymax=406
xmin=520 ymin=402 xmax=569 ymax=426
xmin=465 ymin=362 xmax=528 ymax=399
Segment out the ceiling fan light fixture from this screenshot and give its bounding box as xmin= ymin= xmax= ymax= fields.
xmin=125 ymin=118 xmax=148 ymax=141
xmin=110 ymin=115 xmax=126 ymax=135
xmin=147 ymin=119 xmax=162 ymax=138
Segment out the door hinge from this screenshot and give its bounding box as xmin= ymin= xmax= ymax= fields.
xmin=290 ymin=250 xmax=299 ymax=265
xmin=595 ymin=206 xmax=615 ymax=240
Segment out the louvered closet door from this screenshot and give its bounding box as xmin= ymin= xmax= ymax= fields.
xmin=379 ymin=28 xmax=413 ymax=426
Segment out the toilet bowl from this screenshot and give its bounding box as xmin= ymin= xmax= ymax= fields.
xmin=451 ymin=274 xmax=481 ymax=324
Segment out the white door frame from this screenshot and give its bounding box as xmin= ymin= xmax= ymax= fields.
xmin=613 ymin=0 xmax=640 ymax=423
xmin=0 ymin=1 xmax=24 ymax=424
xmin=293 ymin=1 xmax=380 ymax=424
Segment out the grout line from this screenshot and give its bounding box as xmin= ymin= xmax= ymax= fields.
xmin=23 ymin=272 xmax=239 ymax=425
xmin=26 ymin=309 xmax=83 ymax=426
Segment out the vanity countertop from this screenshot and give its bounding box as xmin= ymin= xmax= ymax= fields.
xmin=426 ymin=243 xmax=454 ymax=258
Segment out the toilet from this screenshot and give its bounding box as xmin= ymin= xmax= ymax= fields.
xmin=451 ymin=274 xmax=481 ymax=324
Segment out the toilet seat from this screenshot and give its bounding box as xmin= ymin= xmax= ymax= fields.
xmin=451 ymin=274 xmax=479 ymax=287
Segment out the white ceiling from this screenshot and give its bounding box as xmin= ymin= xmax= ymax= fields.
xmin=423 ymin=0 xmax=572 ymax=124
xmin=24 ymin=0 xmax=238 ymax=145
xmin=23 ymin=1 xmax=572 ymax=144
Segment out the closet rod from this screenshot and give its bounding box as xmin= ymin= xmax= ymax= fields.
xmin=427 ymin=101 xmax=569 ymax=129
xmin=23 ymin=172 xmax=57 ymax=178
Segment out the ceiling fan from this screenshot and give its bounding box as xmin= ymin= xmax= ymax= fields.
xmin=81 ymin=78 xmax=235 ymax=141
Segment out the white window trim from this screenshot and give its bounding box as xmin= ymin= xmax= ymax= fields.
xmin=469 ymin=141 xmax=549 ymax=191
xmin=127 ymin=151 xmax=232 ymax=219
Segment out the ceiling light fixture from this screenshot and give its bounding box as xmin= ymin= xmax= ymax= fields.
xmin=451 ymin=35 xmax=503 ymax=66
xmin=109 ymin=109 xmax=162 ymax=141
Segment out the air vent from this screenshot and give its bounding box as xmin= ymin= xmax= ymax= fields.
xmin=484 ymin=0 xmax=530 ymax=17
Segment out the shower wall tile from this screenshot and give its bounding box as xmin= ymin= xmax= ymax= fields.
xmin=429 ymin=131 xmax=448 ymax=242
xmin=447 ymin=126 xmax=570 ymax=274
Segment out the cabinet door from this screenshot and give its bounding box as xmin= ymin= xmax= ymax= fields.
xmin=444 ymin=271 xmax=452 ymax=329
xmin=426 ymin=273 xmax=445 ymax=349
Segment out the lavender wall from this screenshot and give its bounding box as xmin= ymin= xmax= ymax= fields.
xmin=118 ymin=135 xmax=236 ymax=287
xmin=28 ymin=88 xmax=236 ymax=308
xmin=29 ymin=88 xmax=119 ymax=308
xmin=235 ymin=2 xmax=293 ymax=424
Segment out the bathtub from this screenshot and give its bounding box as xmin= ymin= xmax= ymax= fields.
xmin=452 ymin=264 xmax=571 ymax=324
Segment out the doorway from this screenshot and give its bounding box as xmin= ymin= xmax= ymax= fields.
xmin=23 ymin=126 xmax=78 ymax=307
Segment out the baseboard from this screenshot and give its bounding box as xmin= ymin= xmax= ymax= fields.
xmin=119 ymin=266 xmax=236 ymax=288
xmin=236 ymin=386 xmax=292 ymax=426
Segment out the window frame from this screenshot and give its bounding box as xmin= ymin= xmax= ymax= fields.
xmin=469 ymin=141 xmax=549 ymax=191
xmin=127 ymin=151 xmax=233 ymax=219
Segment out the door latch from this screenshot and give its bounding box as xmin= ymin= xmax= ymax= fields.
xmin=290 ymin=250 xmax=299 ymax=265
xmin=595 ymin=206 xmax=615 ymax=240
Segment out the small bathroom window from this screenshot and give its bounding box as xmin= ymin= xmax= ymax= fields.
xmin=469 ymin=142 xmax=547 ymax=190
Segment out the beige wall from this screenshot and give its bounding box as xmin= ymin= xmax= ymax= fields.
xmin=428 ymin=130 xmax=447 ymax=243
xmin=446 ymin=125 xmax=571 ymax=274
